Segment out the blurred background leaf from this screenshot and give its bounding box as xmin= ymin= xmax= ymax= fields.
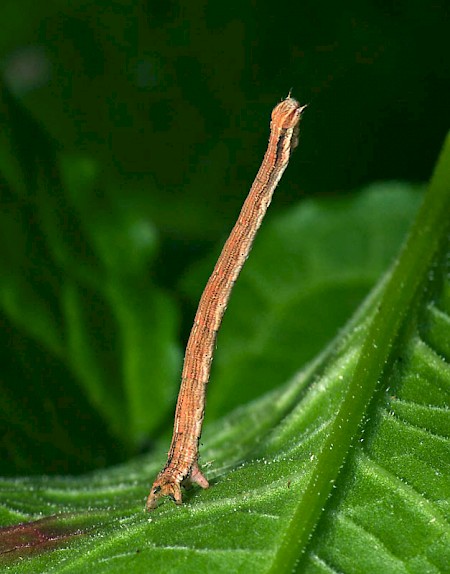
xmin=182 ymin=183 xmax=423 ymax=419
xmin=0 ymin=81 xmax=181 ymax=474
xmin=0 ymin=0 xmax=449 ymax=477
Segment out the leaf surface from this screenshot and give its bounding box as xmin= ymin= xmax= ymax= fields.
xmin=0 ymin=138 xmax=449 ymax=572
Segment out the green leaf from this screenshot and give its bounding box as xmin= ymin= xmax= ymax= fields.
xmin=0 ymin=91 xmax=181 ymax=470
xmin=182 ymin=182 xmax=423 ymax=419
xmin=58 ymin=155 xmax=182 ymax=443
xmin=0 ymin=134 xmax=449 ymax=572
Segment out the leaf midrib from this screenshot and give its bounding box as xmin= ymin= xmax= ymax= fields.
xmin=268 ymin=133 xmax=450 ymax=573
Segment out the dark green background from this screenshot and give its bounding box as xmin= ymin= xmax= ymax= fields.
xmin=0 ymin=0 xmax=449 ymax=476
xmin=2 ymin=2 xmax=449 ymax=231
